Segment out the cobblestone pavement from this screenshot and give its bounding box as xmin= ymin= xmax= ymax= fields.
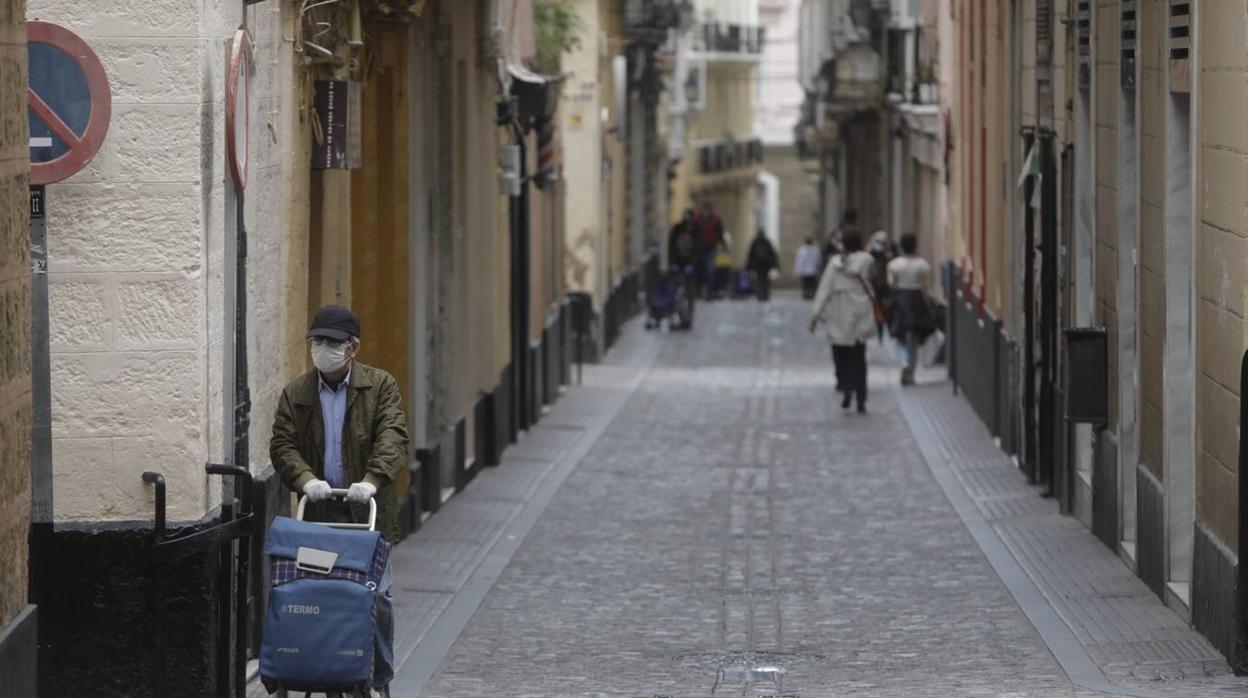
xmin=410 ymin=295 xmax=1166 ymax=698
xmin=251 ymin=294 xmax=1248 ymax=698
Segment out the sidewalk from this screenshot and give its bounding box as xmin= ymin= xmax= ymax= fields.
xmin=250 ymin=295 xmax=1248 ymax=697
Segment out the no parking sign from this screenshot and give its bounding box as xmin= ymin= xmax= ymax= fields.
xmin=26 ymin=20 xmax=111 ymax=186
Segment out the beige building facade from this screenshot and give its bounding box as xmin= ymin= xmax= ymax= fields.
xmin=16 ymin=0 xmax=578 ymax=693
xmin=670 ymin=0 xmax=763 ymax=272
xmin=929 ymin=0 xmax=1247 ymax=666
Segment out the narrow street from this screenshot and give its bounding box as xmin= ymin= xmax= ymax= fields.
xmin=361 ymin=296 xmax=1248 ymax=698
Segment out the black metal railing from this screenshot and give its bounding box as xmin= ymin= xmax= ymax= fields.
xmin=698 ymin=22 xmax=765 ymax=53
xmin=142 ymin=464 xmax=255 ymax=698
xmin=946 ymin=270 xmax=1018 ymax=457
xmin=625 ymin=0 xmax=685 ymax=38
xmin=698 ymin=138 xmax=764 ymax=175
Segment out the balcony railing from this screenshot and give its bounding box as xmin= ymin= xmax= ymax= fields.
xmin=697 ymin=138 xmax=764 ymax=175
xmin=625 ymin=0 xmax=686 ymax=39
xmin=697 ymin=22 xmax=765 ymax=55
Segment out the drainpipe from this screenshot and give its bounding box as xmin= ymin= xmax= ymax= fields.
xmin=1236 ymin=348 xmax=1248 ymax=673
xmin=1034 ymin=0 xmax=1056 ymax=495
xmin=1022 ymin=127 xmax=1037 ymax=483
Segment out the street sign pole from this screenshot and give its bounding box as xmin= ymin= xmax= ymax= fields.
xmin=24 ymin=17 xmax=112 ymax=655
xmin=28 ymin=186 xmax=53 ymax=624
xmin=29 ymin=186 xmax=51 ymax=526
xmin=219 ymin=30 xmax=252 ymax=698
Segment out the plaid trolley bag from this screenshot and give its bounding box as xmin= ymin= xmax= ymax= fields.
xmin=260 ymin=493 xmax=394 ymax=696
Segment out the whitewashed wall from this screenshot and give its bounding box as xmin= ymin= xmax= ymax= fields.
xmin=30 ymin=0 xmax=306 ymax=522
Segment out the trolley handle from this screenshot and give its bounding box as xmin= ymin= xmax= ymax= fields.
xmin=295 ymin=489 xmax=378 ymax=531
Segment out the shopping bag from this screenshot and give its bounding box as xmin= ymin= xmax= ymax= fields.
xmin=919 ymin=329 xmax=946 ymax=367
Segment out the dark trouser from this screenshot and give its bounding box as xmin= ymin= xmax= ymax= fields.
xmin=800 ymin=275 xmax=817 ymax=300
xmin=754 ymin=272 xmax=771 ymax=301
xmin=699 ymin=249 xmax=716 ymax=298
xmin=831 ymin=343 xmax=868 ymax=407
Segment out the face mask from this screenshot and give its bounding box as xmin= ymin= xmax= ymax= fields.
xmin=311 ymin=341 xmax=349 ymax=373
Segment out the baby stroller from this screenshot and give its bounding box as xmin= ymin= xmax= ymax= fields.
xmin=647 ymin=265 xmax=695 ymax=330
xmin=260 ymin=492 xmax=394 ymax=697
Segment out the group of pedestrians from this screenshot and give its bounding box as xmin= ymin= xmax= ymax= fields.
xmin=668 ymin=201 xmax=734 ymax=300
xmin=808 ymin=211 xmax=936 ymax=412
xmin=669 ymin=201 xmax=784 ymax=303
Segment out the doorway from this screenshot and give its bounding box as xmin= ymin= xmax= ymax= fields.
xmin=1117 ymin=63 xmax=1139 ymax=565
xmin=1162 ymin=90 xmax=1194 ymax=609
xmin=350 ymin=23 xmax=412 ymax=501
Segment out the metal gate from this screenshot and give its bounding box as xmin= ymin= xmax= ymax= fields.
xmin=143 ymin=465 xmax=255 ymax=698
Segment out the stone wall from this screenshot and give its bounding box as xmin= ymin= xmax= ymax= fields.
xmin=1194 ymin=0 xmax=1245 ymax=555
xmin=0 ymin=0 xmax=30 ymax=631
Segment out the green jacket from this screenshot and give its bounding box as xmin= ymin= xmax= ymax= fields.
xmin=270 ymin=362 xmax=409 ymax=541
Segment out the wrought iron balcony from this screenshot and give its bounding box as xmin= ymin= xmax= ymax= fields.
xmin=625 ymin=0 xmax=688 ymax=41
xmin=697 ymin=137 xmax=764 ymax=175
xmin=696 ymin=22 xmax=765 ymax=56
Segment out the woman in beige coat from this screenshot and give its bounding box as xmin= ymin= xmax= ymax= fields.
xmin=808 ymin=231 xmax=878 ymax=412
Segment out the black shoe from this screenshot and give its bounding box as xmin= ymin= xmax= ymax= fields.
xmin=842 ymin=392 xmax=852 ymax=409
xmin=857 ymin=403 xmax=867 ymax=414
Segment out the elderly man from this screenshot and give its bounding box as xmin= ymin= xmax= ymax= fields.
xmin=270 ymin=304 xmax=408 ymax=542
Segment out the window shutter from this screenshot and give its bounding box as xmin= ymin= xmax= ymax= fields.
xmin=1169 ymin=1 xmax=1191 ymax=93
xmin=1121 ymin=0 xmax=1136 ymax=88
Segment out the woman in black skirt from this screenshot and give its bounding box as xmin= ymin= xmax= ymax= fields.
xmin=886 ymin=233 xmax=934 ymax=386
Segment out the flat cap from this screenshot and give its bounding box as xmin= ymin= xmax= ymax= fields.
xmin=306 ymin=304 xmax=360 ymax=341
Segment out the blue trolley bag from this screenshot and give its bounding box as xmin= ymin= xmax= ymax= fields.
xmin=260 ymin=492 xmax=393 ymax=695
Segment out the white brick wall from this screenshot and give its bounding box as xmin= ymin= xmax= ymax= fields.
xmin=32 ymin=0 xmax=307 ymax=522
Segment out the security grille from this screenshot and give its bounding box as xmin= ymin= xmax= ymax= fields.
xmin=1121 ymin=0 xmax=1137 ymax=88
xmin=1077 ymin=0 xmax=1091 ymax=88
xmin=1169 ymin=0 xmax=1191 ymax=92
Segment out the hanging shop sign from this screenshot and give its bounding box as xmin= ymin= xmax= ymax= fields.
xmin=26 ymin=21 xmax=112 ymax=185
xmin=312 ymin=80 xmax=363 ymax=170
xmin=226 ymin=29 xmax=251 ymax=189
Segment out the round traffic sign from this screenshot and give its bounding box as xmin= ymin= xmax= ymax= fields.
xmin=226 ymin=29 xmax=250 ymax=189
xmin=26 ymin=21 xmax=111 ymax=186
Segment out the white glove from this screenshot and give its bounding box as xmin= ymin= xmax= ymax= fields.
xmin=303 ymin=479 xmax=332 ymax=502
xmin=347 ymin=481 xmax=377 ymax=503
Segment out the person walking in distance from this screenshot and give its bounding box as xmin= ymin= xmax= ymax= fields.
xmin=746 ymin=229 xmax=780 ymax=302
xmin=669 ymin=209 xmax=700 ymax=270
xmin=794 ymin=237 xmax=822 ymax=300
xmin=824 ymin=209 xmax=859 ymax=266
xmin=809 ymin=231 xmax=878 ymax=413
xmin=695 ymin=200 xmax=725 ymax=300
xmin=867 ymin=230 xmax=896 ymax=341
xmin=270 ymin=304 xmax=410 ymax=543
xmin=887 ymin=233 xmax=935 ymax=386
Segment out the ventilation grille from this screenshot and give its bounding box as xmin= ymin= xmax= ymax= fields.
xmin=1168 ymin=1 xmax=1190 ymax=61
xmin=1036 ymin=0 xmax=1052 ymax=54
xmin=1076 ymin=1 xmax=1091 ymax=59
xmin=1077 ymin=0 xmax=1091 ymax=88
xmin=1169 ymin=1 xmax=1191 ymax=93
xmin=1121 ymin=0 xmax=1137 ymax=88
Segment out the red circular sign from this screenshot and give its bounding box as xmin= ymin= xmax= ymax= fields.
xmin=226 ymin=29 xmax=251 ymax=189
xmin=26 ymin=21 xmax=111 ymax=186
